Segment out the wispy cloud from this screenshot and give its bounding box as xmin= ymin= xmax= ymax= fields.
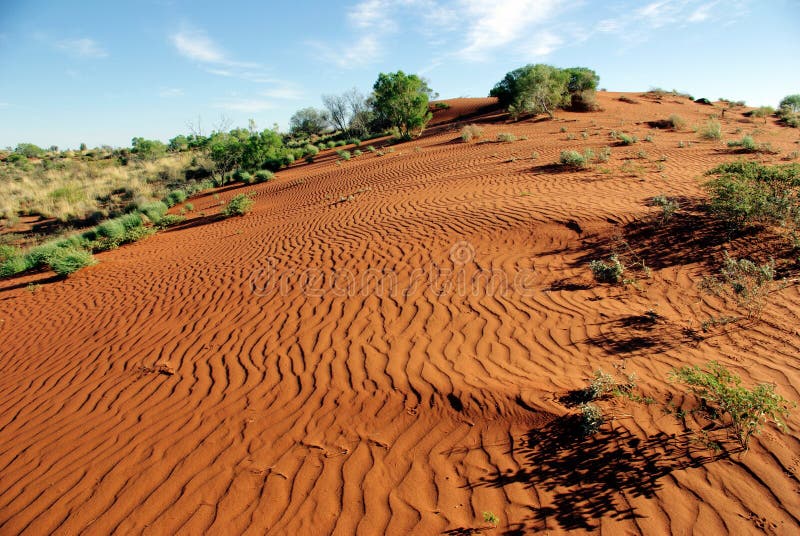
xmin=159 ymin=87 xmax=184 ymax=98
xmin=457 ymin=0 xmax=565 ymax=60
xmin=56 ymin=38 xmax=108 ymax=58
xmin=308 ymin=34 xmax=381 ymax=69
xmin=171 ymin=28 xmax=225 ymax=63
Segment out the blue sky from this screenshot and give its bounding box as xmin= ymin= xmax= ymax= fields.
xmin=0 ymin=0 xmax=798 ymax=149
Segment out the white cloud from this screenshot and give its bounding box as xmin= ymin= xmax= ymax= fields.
xmin=171 ymin=28 xmax=224 ymax=63
xmin=56 ymin=38 xmax=108 ymax=58
xmin=159 ymin=88 xmax=184 ymax=98
xmin=457 ymin=0 xmax=565 ymax=60
xmin=261 ymin=83 xmax=304 ymax=100
xmin=309 ymin=34 xmax=381 ymax=69
xmin=524 ymin=31 xmax=563 ymax=57
xmin=688 ymin=1 xmax=718 ymax=22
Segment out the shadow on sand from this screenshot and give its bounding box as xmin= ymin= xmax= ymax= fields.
xmin=460 ymin=415 xmax=735 ymax=534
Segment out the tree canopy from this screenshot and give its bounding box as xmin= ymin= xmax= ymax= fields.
xmin=490 ymin=64 xmax=600 ymax=119
xmin=371 ymin=71 xmax=433 ymax=139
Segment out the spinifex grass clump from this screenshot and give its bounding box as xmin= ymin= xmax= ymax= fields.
xmin=47 ymin=247 xmax=96 ymax=276
xmin=221 ymin=194 xmax=254 ymax=217
xmin=670 ymin=361 xmax=793 ymax=449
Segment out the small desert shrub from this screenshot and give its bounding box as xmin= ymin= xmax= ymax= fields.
xmin=155 ymin=214 xmax=186 ymax=229
xmin=238 ymin=171 xmax=253 ymax=184
xmin=596 ymin=146 xmax=612 ymax=163
xmin=434 ymin=102 xmax=451 ymax=110
xmin=651 ymin=195 xmax=679 ymax=225
xmin=366 ymin=145 xmax=376 ymax=153
xmin=336 ymin=150 xmax=351 ymax=161
xmin=618 ymin=96 xmax=638 ymax=104
xmin=482 ymin=511 xmax=499 ymax=525
xmin=668 ymin=114 xmax=686 ymax=130
xmin=617 ymin=133 xmax=637 ymax=145
xmin=221 ymin=194 xmax=254 ymax=217
xmin=748 ymin=106 xmax=775 ymax=123
xmin=589 ymin=255 xmax=625 ymax=284
xmin=304 ymin=144 xmax=319 ymax=157
xmin=727 ymin=135 xmax=757 ymax=151
xmin=163 ymin=189 xmax=188 ymax=207
xmin=97 ymin=219 xmax=126 ymax=241
xmin=699 ymin=119 xmax=722 ymax=140
xmin=139 ymin=201 xmax=168 ymax=224
xmin=461 ymin=124 xmax=484 ymax=142
xmin=530 ymin=151 xmax=539 ymax=160
xmin=47 ymin=247 xmax=96 ymax=276
xmin=701 ymin=252 xmax=776 ymax=318
xmin=559 ymin=150 xmax=585 ymax=168
xmin=578 ymin=403 xmax=604 ymax=435
xmin=670 ymin=361 xmax=793 ymax=449
xmin=353 ymin=149 xmax=363 ymax=157
xmin=254 ymin=170 xmax=274 ymax=183
xmin=0 ymin=255 xmax=29 ymax=277
xmin=704 ymin=160 xmax=800 ymax=230
xmin=497 ymin=132 xmax=516 ymax=142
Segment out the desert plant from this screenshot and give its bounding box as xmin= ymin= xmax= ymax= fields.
xmin=749 ymin=106 xmax=775 ymax=123
xmin=221 ymin=193 xmax=254 ymax=217
xmin=163 ymin=189 xmax=188 ymax=207
xmin=651 ymin=195 xmax=679 ymax=225
xmin=578 ymin=403 xmax=604 ymax=435
xmin=371 ymin=71 xmax=433 ymax=139
xmin=482 ymin=511 xmax=499 ymax=525
xmin=47 ymin=247 xmax=96 ymax=276
xmin=617 ymin=133 xmax=637 ymax=145
xmin=704 ymin=160 xmax=800 ymax=230
xmin=559 ymin=150 xmax=587 ymax=169
xmin=699 ymin=119 xmax=722 ymax=140
xmin=497 ymin=132 xmax=516 ymax=143
xmin=589 ymin=255 xmax=625 ymax=283
xmin=336 ymin=150 xmax=351 ymax=161
xmin=460 ymin=124 xmax=483 ymax=142
xmin=670 ymin=361 xmax=793 ymax=449
xmin=254 ymin=170 xmax=274 ymax=183
xmin=701 ymin=251 xmax=776 ymax=318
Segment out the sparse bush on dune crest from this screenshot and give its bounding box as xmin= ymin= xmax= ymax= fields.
xmin=490 ymin=64 xmax=599 ymax=119
xmin=221 ymin=194 xmax=254 ymax=217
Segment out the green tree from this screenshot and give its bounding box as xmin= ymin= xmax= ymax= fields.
xmin=371 ymin=71 xmax=433 ymax=139
xmin=14 ymin=143 xmax=45 ymax=158
xmin=131 ymin=137 xmax=167 ymax=160
xmin=168 ymin=134 xmax=189 ymax=152
xmin=564 ymin=67 xmax=600 ymax=110
xmin=289 ymin=107 xmax=329 ymax=137
xmin=779 ymin=94 xmax=800 ymax=114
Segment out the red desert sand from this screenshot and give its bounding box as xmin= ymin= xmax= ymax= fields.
xmin=1 ymin=93 xmax=799 ymax=534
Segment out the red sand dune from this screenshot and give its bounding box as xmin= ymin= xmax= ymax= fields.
xmin=1 ymin=93 xmax=799 ymax=534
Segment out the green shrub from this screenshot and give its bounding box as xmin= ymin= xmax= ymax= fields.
xmin=578 ymin=403 xmax=604 ymax=435
xmin=25 ymin=241 xmax=61 ymax=266
xmin=139 ymin=201 xmax=169 ymax=224
xmin=0 ymin=244 xmax=19 ymax=263
xmin=749 ymin=106 xmax=774 ymax=123
xmin=163 ymin=189 xmax=188 ymax=207
xmin=97 ymin=219 xmax=126 ymax=240
xmin=0 ymin=255 xmax=29 ymax=277
xmin=336 ymin=150 xmax=351 ymax=161
xmin=304 ymin=144 xmax=319 ymax=157
xmin=596 ymin=146 xmax=612 ymax=162
xmin=559 ymin=150 xmax=587 ymax=168
xmin=651 ymin=195 xmax=679 ymax=225
xmin=670 ymin=361 xmax=793 ymax=449
xmin=704 ymin=161 xmax=800 ymax=230
xmin=367 ymin=145 xmax=376 ymax=153
xmin=497 ymin=132 xmax=516 ymax=142
xmin=353 ymin=149 xmax=363 ymax=157
xmin=254 ymin=170 xmax=274 ymax=183
xmin=221 ymin=194 xmax=254 ymax=217
xmin=155 ymin=214 xmax=186 ymax=229
xmin=237 ymin=171 xmax=253 ymax=184
xmin=434 ymin=102 xmax=451 ymax=110
xmin=589 ymin=254 xmax=624 ymax=283
xmin=701 ymin=252 xmax=776 ymax=318
xmin=699 ymin=119 xmax=722 ymax=140
xmin=47 ymin=247 xmax=96 ymax=276
xmin=617 ymin=133 xmax=637 ymax=145
xmin=778 ymin=94 xmax=800 ymax=126
xmin=727 ymin=135 xmax=757 ymax=151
